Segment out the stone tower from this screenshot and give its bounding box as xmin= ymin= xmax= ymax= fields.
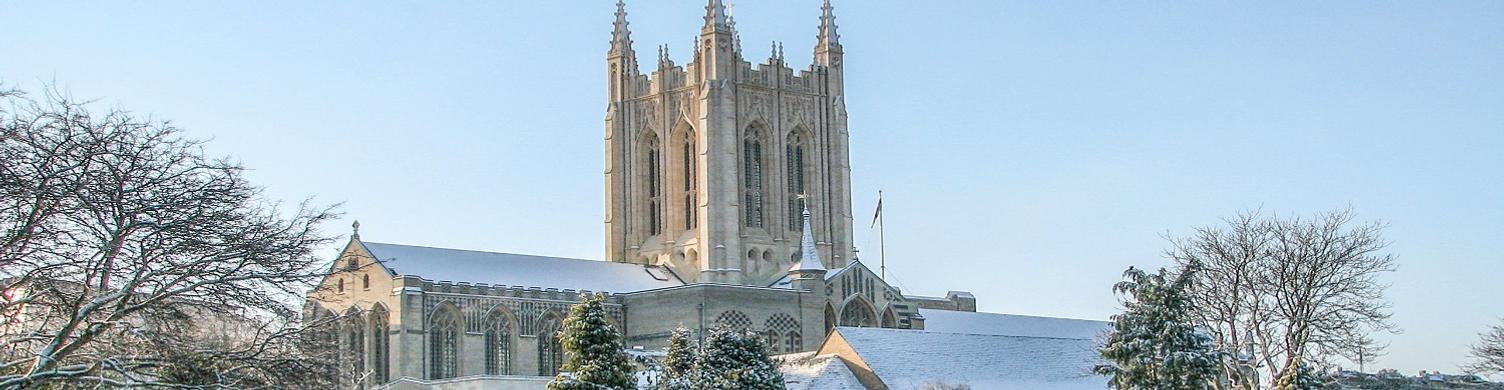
xmin=604 ymin=0 xmax=854 ymax=285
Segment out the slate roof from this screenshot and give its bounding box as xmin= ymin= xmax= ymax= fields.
xmin=918 ymin=308 xmax=1110 ymax=340
xmin=833 ymin=327 xmax=1108 ymax=389
xmin=362 ymin=242 xmax=683 ymax=293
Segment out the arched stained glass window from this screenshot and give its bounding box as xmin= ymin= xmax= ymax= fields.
xmin=839 ymin=299 xmax=878 ymax=328
xmin=346 ymin=319 xmax=364 ymax=385
xmin=428 ymin=309 xmax=459 ymax=379
xmin=369 ymin=307 xmax=389 ymax=384
xmin=484 ymin=312 xmax=512 ymax=375
xmin=537 ymin=315 xmax=564 ymax=376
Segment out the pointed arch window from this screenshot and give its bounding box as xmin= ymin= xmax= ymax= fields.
xmin=786 ymin=133 xmax=808 ymax=231
xmin=369 ymin=308 xmax=389 ymax=384
xmin=484 ymin=313 xmax=512 ymax=375
xmin=681 ymin=133 xmax=696 ymax=230
xmin=840 ymin=299 xmax=878 ymax=328
xmin=429 ymin=309 xmax=459 ymax=379
xmin=881 ymin=308 xmax=898 ymax=329
xmin=824 ymin=304 xmax=837 ymax=334
xmin=786 ymin=331 xmax=801 ymax=353
xmin=645 ymin=134 xmax=663 ymax=236
xmin=538 ymin=315 xmax=564 ymax=376
xmin=346 ymin=319 xmax=365 ymax=385
xmin=742 ymin=127 xmax=765 ymax=228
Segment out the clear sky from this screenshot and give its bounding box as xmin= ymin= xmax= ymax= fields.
xmin=4 ymin=0 xmax=1501 ymax=376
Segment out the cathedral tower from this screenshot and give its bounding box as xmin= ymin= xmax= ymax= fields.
xmin=604 ymin=0 xmax=854 ymax=285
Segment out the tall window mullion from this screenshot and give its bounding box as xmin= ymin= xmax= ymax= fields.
xmin=682 ymin=138 xmax=695 ymax=230
xmin=786 ymin=141 xmax=806 ymax=231
xmin=742 ymin=137 xmax=764 ymax=228
xmin=646 ymin=137 xmax=662 ymax=236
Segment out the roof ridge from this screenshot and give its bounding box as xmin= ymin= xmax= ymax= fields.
xmin=836 ymin=326 xmax=1098 ymax=342
xmin=920 ymin=308 xmax=1109 ymax=323
xmin=363 ymin=241 xmax=631 ymax=265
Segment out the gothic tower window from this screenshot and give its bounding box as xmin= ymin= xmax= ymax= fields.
xmin=428 ymin=308 xmax=459 ymax=379
xmin=537 ymin=315 xmax=564 ymax=376
xmin=644 ymin=134 xmax=663 ymax=236
xmin=742 ymin=125 xmax=766 ymax=228
xmin=681 ymin=133 xmax=696 ymax=230
xmin=785 ymin=132 xmax=808 ymax=231
xmin=369 ymin=307 xmax=389 ymax=384
xmin=484 ymin=312 xmax=512 ymax=375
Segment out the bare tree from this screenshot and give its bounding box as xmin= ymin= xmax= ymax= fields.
xmin=0 ymin=85 xmax=341 ymax=388
xmin=1466 ymin=319 xmax=1504 ymax=376
xmin=1168 ymin=208 xmax=1396 ymax=387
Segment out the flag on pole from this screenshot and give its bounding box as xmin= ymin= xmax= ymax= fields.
xmin=870 ymin=191 xmax=883 ymax=228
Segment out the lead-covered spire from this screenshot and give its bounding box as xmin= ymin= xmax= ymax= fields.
xmin=610 ymin=0 xmax=634 ymax=57
xmin=816 ymin=0 xmax=841 ymax=53
xmin=792 ymin=200 xmax=826 ymax=272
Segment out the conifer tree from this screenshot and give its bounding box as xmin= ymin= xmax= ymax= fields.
xmin=657 ymin=326 xmax=697 ymax=390
xmin=1274 ymin=359 xmax=1336 ymax=390
xmin=547 ymin=293 xmax=635 ymax=390
xmin=692 ymin=325 xmax=785 ymax=389
xmin=1095 ymin=265 xmax=1222 ymax=389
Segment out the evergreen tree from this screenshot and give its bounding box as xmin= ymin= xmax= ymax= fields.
xmin=692 ymin=325 xmax=786 ymax=389
xmin=1274 ymin=359 xmax=1336 ymax=390
xmin=1095 ymin=265 xmax=1223 ymax=389
xmin=657 ymin=326 xmax=697 ymax=390
xmin=547 ymin=294 xmax=635 ymax=390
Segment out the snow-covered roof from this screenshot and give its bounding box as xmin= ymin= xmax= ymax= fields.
xmin=831 ymin=327 xmax=1107 ymax=389
xmin=362 ymin=242 xmax=683 ymax=293
xmin=779 ymin=353 xmax=866 ymax=390
xmin=919 ymin=308 xmax=1110 ymax=340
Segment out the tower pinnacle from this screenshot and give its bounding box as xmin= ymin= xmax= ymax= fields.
xmin=610 ymin=0 xmax=634 ymax=56
xmin=704 ymin=0 xmax=730 ymax=32
xmin=816 ymin=0 xmax=841 ymax=53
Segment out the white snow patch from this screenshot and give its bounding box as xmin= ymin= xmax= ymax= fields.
xmin=779 ymin=353 xmax=865 ymax=390
xmin=836 ymin=327 xmax=1108 ymax=389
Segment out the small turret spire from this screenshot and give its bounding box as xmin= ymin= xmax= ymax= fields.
xmin=610 ymin=0 xmax=634 ymax=56
xmin=704 ymin=0 xmax=730 ymax=32
xmin=792 ymin=197 xmax=825 ymax=272
xmin=816 ymin=0 xmax=841 ymax=53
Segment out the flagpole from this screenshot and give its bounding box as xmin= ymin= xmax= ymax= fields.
xmin=878 ymin=191 xmax=886 ymax=281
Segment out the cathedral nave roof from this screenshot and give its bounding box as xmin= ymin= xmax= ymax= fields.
xmin=361 ymin=242 xmax=683 ymax=293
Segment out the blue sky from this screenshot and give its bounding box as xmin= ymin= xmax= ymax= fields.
xmin=4 ymin=0 xmax=1501 ymax=376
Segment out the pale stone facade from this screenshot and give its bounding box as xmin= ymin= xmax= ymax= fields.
xmin=603 ymin=0 xmax=855 ymax=284
xmin=303 ymin=1 xmax=980 ymax=388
